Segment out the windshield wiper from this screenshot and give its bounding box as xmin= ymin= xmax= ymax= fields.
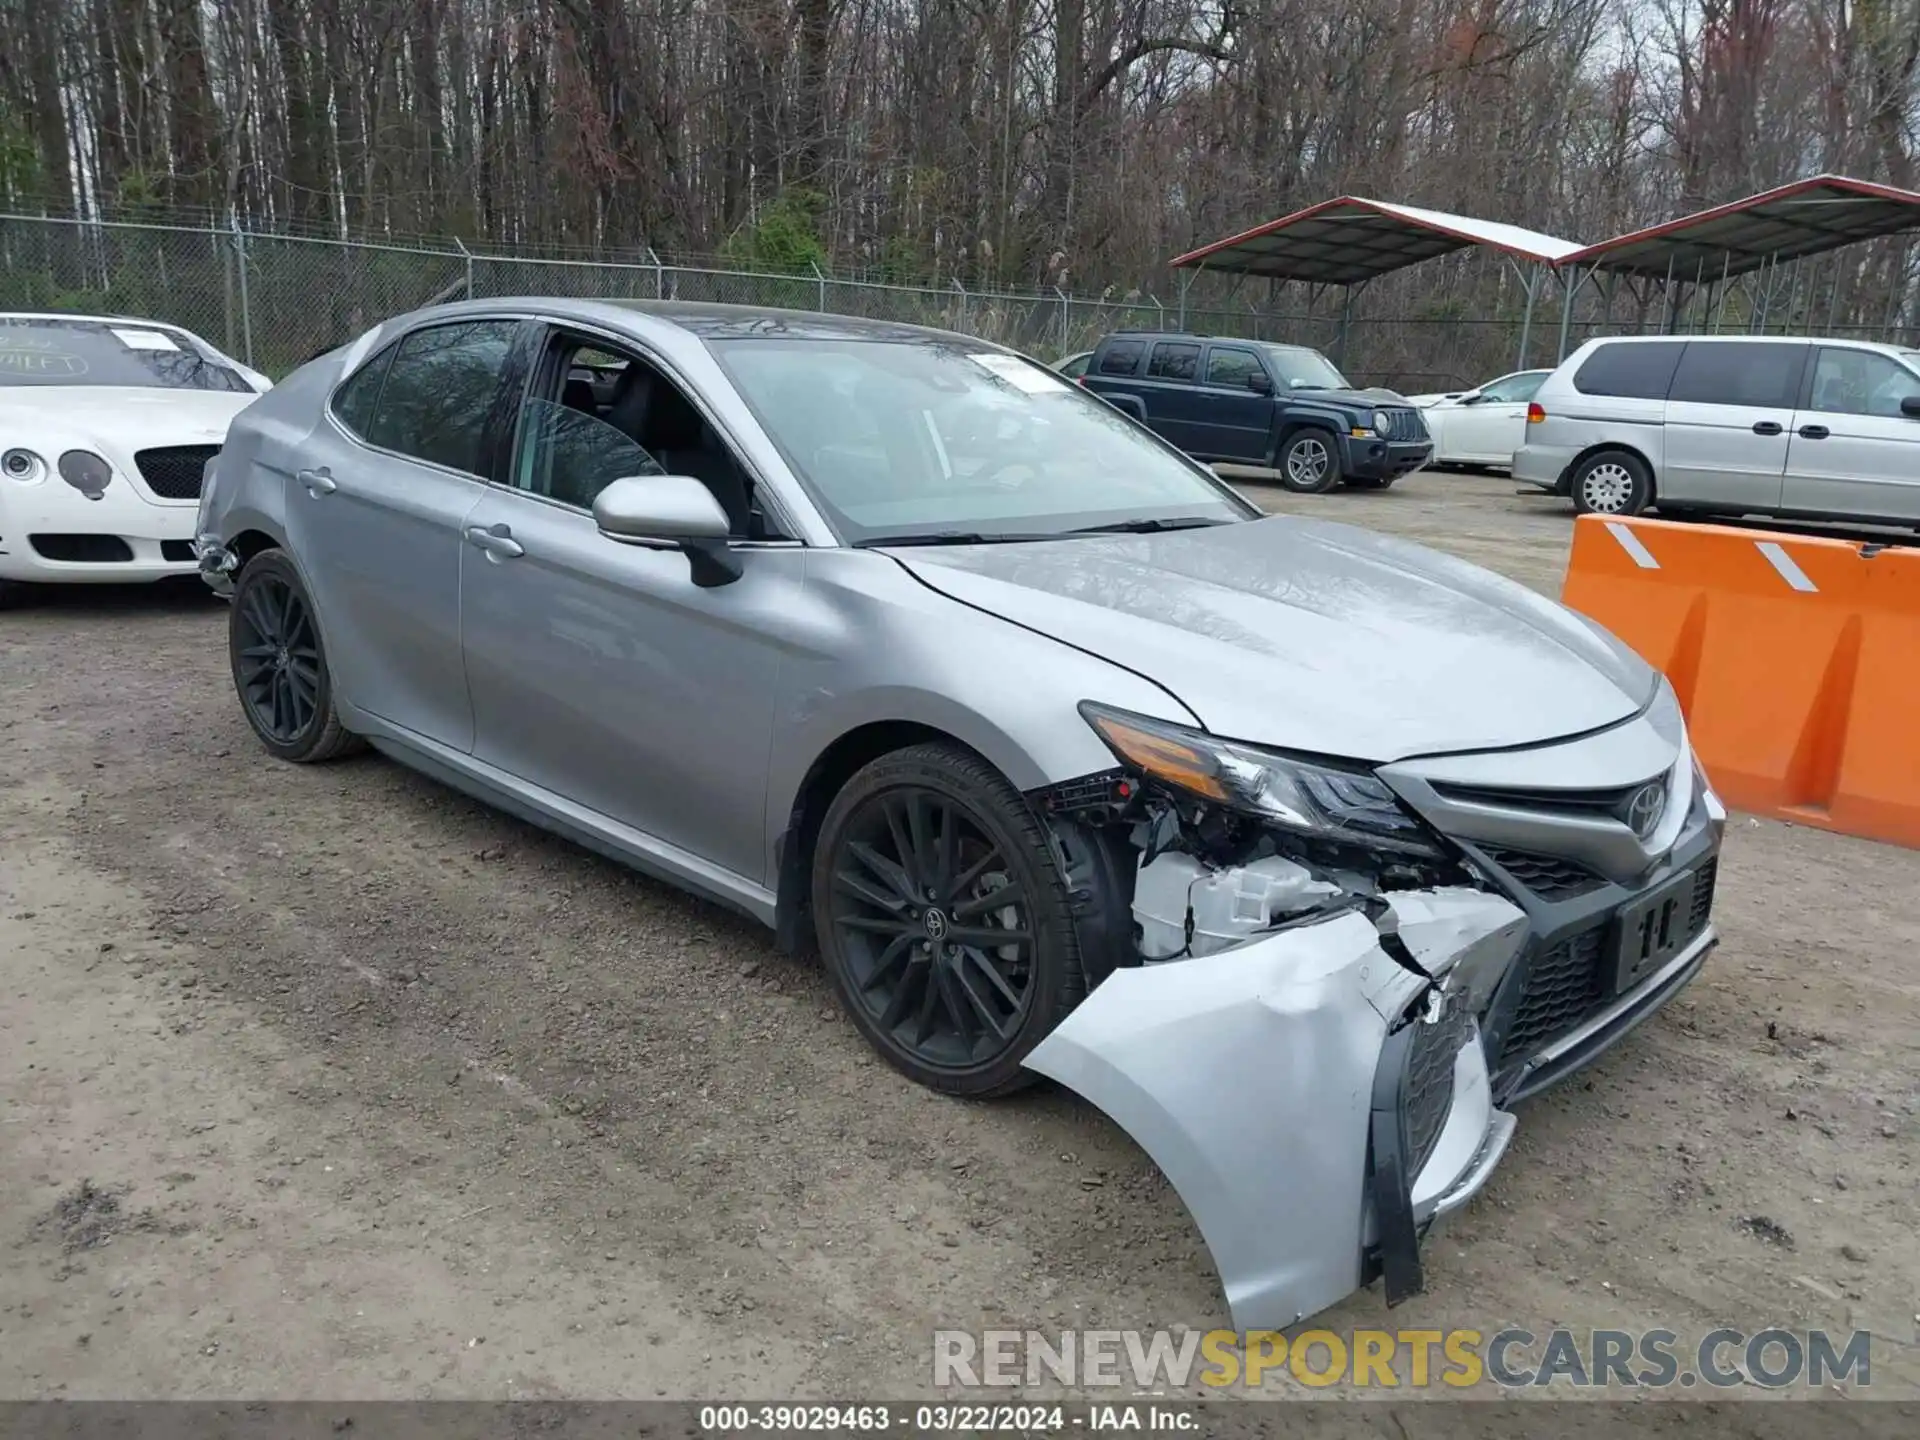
xmin=1062 ymin=516 xmax=1234 ymax=536
xmin=853 ymin=530 xmax=1060 ymax=548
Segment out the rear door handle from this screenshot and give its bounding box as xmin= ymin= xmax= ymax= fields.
xmin=1798 ymin=424 xmax=1830 ymax=440
xmin=297 ymin=467 xmax=336 ymax=496
xmin=464 ymin=522 xmax=524 ymax=560
xmin=1751 ymin=420 xmax=1783 ymax=436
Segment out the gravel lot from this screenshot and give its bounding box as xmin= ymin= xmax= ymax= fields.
xmin=2 ymin=471 xmax=1915 ymax=1400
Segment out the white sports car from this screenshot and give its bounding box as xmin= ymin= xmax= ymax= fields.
xmin=0 ymin=312 xmax=270 ymax=599
xmin=1406 ymin=368 xmax=1550 ymax=470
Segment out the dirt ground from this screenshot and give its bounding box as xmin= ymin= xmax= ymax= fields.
xmin=2 ymin=471 xmax=1915 ymax=1401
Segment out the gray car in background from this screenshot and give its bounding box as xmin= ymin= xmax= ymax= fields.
xmin=1515 ymin=333 xmax=1920 ymax=519
xmin=195 ymin=298 xmax=1724 ymax=1330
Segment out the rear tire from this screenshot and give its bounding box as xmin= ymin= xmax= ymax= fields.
xmin=1571 ymin=449 xmax=1654 ymax=517
xmin=1274 ymin=430 xmax=1342 ymax=494
xmin=229 ymin=549 xmax=364 ymax=763
xmin=811 ymin=742 xmax=1085 ymax=1098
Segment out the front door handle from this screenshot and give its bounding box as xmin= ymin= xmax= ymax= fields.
xmin=297 ymin=467 xmax=336 ymax=496
xmin=1751 ymin=420 xmax=1783 ymax=436
xmin=464 ymin=522 xmax=524 ymax=560
xmin=1798 ymin=424 xmax=1830 ymax=440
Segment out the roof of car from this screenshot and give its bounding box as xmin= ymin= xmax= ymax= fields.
xmin=600 ymin=298 xmax=968 ymax=344
xmin=0 ymin=310 xmax=191 ymax=329
xmin=1573 ymin=333 xmax=1914 ymax=354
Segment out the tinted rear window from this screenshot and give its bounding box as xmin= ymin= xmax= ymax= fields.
xmin=0 ymin=317 xmax=251 ymax=391
xmin=1147 ymin=342 xmax=1201 ymax=380
xmin=1668 ymin=342 xmax=1803 ymax=409
xmin=1572 ymin=341 xmax=1685 ymax=400
xmin=1096 ymin=340 xmax=1145 ymax=375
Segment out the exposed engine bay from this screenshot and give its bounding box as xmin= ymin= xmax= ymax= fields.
xmin=1021 ymin=759 xmax=1532 ymax=1332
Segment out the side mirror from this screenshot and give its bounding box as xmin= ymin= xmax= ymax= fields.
xmin=1902 ymin=395 xmax=1920 ymax=418
xmin=1459 ymin=391 xmax=1485 ymax=406
xmin=592 ymin=474 xmax=741 ymax=587
xmin=1246 ymin=371 xmax=1273 ymax=394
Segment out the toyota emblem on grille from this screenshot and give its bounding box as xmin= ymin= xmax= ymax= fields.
xmin=1623 ymin=780 xmax=1667 ymax=839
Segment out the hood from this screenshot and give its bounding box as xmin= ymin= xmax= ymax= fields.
xmin=889 ymin=516 xmax=1656 ymax=762
xmin=1291 ymin=386 xmax=1410 ymax=408
xmin=0 ymin=386 xmax=255 ymax=448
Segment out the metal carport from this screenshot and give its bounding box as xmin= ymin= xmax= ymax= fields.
xmin=1554 ymin=174 xmax=1920 ymax=357
xmin=1167 ymin=196 xmax=1583 ymax=368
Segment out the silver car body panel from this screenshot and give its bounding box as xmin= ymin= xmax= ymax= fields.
xmin=195 ymin=297 xmax=1720 ymax=1331
xmin=890 ymin=516 xmax=1656 ymax=761
xmin=1023 ymin=888 xmax=1530 ymax=1332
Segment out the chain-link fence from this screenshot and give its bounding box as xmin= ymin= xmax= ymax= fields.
xmin=5 ymin=212 xmax=1913 ymax=392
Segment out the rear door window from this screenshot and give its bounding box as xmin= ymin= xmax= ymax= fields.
xmin=1668 ymin=343 xmax=1803 ymax=409
xmin=364 ymin=321 xmax=521 ymax=476
xmin=1147 ymin=342 xmax=1201 ymax=381
xmin=1096 ymin=340 xmax=1145 ymax=376
xmin=1572 ymin=341 xmax=1685 ymax=400
xmin=331 ymin=344 xmax=395 ymax=439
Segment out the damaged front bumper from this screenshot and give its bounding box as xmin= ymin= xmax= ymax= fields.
xmin=193 ymin=533 xmax=239 ymax=596
xmin=1023 ymin=887 xmax=1530 ymax=1333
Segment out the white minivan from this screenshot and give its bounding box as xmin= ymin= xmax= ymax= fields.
xmin=1512 ymin=335 xmax=1920 ymax=521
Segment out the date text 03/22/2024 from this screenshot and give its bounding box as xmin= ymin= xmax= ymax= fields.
xmin=697 ymin=1404 xmax=1197 ymax=1433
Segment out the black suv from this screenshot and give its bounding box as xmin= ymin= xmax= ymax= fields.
xmin=1079 ymin=332 xmax=1432 ymax=492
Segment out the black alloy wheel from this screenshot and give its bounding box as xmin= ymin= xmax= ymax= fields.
xmin=813 ymin=743 xmax=1084 ymax=1096
xmin=235 ymin=572 xmax=320 ymax=742
xmin=228 ymin=549 xmax=362 ymax=762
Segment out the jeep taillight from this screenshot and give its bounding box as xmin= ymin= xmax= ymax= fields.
xmin=1527 ymin=402 xmax=1546 ymax=424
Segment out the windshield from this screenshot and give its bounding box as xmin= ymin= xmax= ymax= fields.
xmin=707 ymin=338 xmax=1255 ymax=543
xmin=0 ymin=317 xmax=252 ymax=391
xmin=1259 ymin=345 xmax=1350 ymax=391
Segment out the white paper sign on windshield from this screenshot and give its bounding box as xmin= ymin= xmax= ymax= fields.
xmin=969 ymin=352 xmax=1071 ymax=394
xmin=111 ymin=328 xmax=181 ymax=352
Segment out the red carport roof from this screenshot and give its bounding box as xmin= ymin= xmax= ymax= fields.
xmin=1565 ymin=174 xmax=1920 ymax=280
xmin=1168 ymin=196 xmax=1582 ymax=284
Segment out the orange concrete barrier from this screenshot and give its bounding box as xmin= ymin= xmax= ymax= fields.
xmin=1562 ymin=514 xmax=1920 ymax=850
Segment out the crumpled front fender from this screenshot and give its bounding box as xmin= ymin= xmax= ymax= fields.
xmin=1022 ymin=891 xmax=1528 ymax=1332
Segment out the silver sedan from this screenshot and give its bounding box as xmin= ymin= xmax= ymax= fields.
xmin=195 ymin=299 xmax=1724 ymax=1331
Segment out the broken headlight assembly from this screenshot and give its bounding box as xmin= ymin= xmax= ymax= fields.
xmin=1079 ymin=702 xmax=1442 ymax=859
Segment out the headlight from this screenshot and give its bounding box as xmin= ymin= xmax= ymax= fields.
xmin=57 ymin=449 xmax=113 ymax=499
xmin=2 ymin=447 xmax=45 ymax=482
xmin=1079 ymin=702 xmax=1441 ymax=857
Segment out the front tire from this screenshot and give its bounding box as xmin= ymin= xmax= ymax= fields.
xmin=228 ymin=549 xmax=362 ymax=763
xmin=1274 ymin=430 xmax=1342 ymax=493
xmin=811 ymin=742 xmax=1085 ymax=1097
xmin=1571 ymin=449 xmax=1654 ymax=516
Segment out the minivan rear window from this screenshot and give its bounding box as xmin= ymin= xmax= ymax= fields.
xmin=1572 ymin=341 xmax=1686 ymax=400
xmin=1668 ymin=342 xmax=1803 ymax=409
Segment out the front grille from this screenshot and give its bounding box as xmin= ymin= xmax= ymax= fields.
xmin=1376 ymin=406 xmax=1428 ymax=441
xmin=1688 ymin=858 xmax=1718 ymax=934
xmin=134 ymin=444 xmax=219 ymax=500
xmin=1404 ymin=1004 xmax=1469 ymax=1180
xmin=1503 ymin=925 xmax=1608 ymax=1060
xmin=30 ymin=533 xmax=133 ymax=563
xmin=1481 ymin=846 xmax=1608 ymax=901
